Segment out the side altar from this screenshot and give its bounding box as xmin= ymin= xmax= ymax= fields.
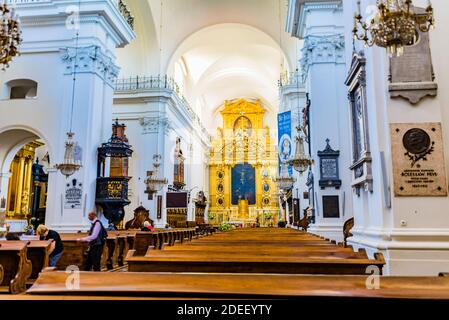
xmin=208 ymin=99 xmax=279 ymax=227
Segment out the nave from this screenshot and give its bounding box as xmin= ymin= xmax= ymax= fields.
xmin=1 ymin=227 xmax=449 ymax=300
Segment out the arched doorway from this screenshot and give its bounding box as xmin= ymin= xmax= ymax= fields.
xmin=0 ymin=129 xmax=51 ymax=231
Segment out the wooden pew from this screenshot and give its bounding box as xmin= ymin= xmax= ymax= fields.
xmin=107 ymin=231 xmax=137 ymax=267
xmin=0 ymin=242 xmax=32 ymax=293
xmin=1 ymin=240 xmax=52 ymax=282
xmin=126 ymin=250 xmax=384 ymax=275
xmin=26 ymin=271 xmax=449 ymax=300
xmin=56 ymin=235 xmax=89 ymax=271
xmin=126 ymin=228 xmax=385 ymax=275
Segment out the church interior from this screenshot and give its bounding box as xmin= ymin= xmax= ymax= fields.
xmin=0 ymin=0 xmax=449 ymax=303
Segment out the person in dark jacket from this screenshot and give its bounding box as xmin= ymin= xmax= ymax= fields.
xmin=36 ymin=225 xmax=64 ymax=267
xmin=77 ymin=212 xmax=106 ymax=271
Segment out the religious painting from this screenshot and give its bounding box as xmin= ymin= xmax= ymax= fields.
xmin=263 ymin=183 xmax=270 ymax=193
xmin=277 ymin=111 xmax=293 ymax=175
xmin=231 ymin=163 xmax=256 ymax=205
xmin=233 ymin=116 xmax=252 ymax=136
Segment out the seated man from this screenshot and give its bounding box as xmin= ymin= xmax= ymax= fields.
xmin=141 ymin=221 xmax=154 ymax=232
xmin=36 ymin=225 xmax=64 ymax=267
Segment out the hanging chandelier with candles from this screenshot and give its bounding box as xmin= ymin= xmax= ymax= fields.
xmin=353 ymin=0 xmax=435 ymax=57
xmin=55 ymin=132 xmax=81 ymax=178
xmin=144 ymin=154 xmax=168 ymax=200
xmin=289 ymin=126 xmax=314 ymax=174
xmin=55 ymin=1 xmax=82 ymax=178
xmin=0 ymin=2 xmax=22 ymax=69
xmin=273 ymin=161 xmax=296 ymax=192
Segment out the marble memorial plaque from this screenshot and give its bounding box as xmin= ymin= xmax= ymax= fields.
xmin=389 ymin=8 xmax=438 ymax=104
xmin=321 ymin=158 xmax=338 ymax=179
xmin=391 ymin=123 xmax=448 ymax=197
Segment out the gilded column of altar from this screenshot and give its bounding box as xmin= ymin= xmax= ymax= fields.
xmin=6 ymin=141 xmax=44 ymax=219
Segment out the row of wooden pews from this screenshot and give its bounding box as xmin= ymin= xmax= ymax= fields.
xmin=25 ymin=271 xmax=449 ymax=299
xmin=0 ymin=226 xmax=206 ymax=294
xmin=57 ymin=228 xmax=198 ymax=271
xmin=11 ymin=226 xmax=449 ymax=300
xmin=125 ymin=228 xmax=386 ymax=275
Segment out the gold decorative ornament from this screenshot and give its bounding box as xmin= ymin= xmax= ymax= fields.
xmin=0 ymin=2 xmax=22 ymax=70
xmin=353 ymin=0 xmax=434 ymax=57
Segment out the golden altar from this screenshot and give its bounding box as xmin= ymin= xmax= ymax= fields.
xmin=208 ymin=99 xmax=279 ymax=226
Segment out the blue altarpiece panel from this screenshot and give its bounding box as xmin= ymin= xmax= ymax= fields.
xmin=231 ymin=163 xmax=256 ymax=205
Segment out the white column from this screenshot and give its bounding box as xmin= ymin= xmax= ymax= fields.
xmin=295 ymin=1 xmax=353 ymax=243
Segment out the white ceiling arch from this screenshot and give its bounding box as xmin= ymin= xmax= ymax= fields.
xmin=168 ymin=23 xmax=290 ymax=131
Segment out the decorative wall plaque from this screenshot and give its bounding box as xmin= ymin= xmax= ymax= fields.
xmin=318 ymin=139 xmax=341 ymax=189
xmin=322 ymin=195 xmax=340 ymax=218
xmin=389 ymin=8 xmax=438 ymax=104
xmin=391 ymin=123 xmax=447 ymax=197
xmin=64 ymin=179 xmax=83 ymax=209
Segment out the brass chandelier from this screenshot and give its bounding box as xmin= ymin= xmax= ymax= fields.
xmin=55 ymin=1 xmax=82 ymax=178
xmin=289 ymin=126 xmax=313 ymax=175
xmin=0 ymin=2 xmax=22 ymax=69
xmin=353 ymin=0 xmax=435 ymax=57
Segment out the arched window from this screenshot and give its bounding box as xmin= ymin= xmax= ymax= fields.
xmin=4 ymin=79 xmax=38 ymax=99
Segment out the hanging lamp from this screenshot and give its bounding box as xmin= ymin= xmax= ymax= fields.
xmin=55 ymin=1 xmax=82 ymax=178
xmin=289 ymin=126 xmax=314 ymax=174
xmin=353 ymin=0 xmax=435 ymax=57
xmin=144 ymin=0 xmax=168 ymax=199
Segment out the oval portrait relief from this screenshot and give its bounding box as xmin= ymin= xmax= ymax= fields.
xmin=403 ymin=128 xmax=431 ymax=155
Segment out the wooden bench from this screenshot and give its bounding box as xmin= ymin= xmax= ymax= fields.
xmin=126 ymin=250 xmax=384 ymax=275
xmin=125 ymin=228 xmax=385 ymax=275
xmin=1 ymin=240 xmax=52 ymax=282
xmin=0 ymin=242 xmax=32 ymax=293
xmin=25 ymin=271 xmax=449 ymax=300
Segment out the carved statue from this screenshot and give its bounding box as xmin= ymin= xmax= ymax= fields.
xmin=174 ymin=137 xmax=185 ymax=190
xmin=124 ymin=205 xmax=153 ymax=230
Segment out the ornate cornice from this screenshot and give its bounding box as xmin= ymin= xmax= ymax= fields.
xmin=139 ymin=117 xmax=173 ymax=136
xmin=61 ymin=45 xmax=120 ymax=88
xmin=300 ymin=33 xmax=345 ymax=78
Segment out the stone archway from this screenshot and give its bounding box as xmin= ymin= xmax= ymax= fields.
xmin=0 ymin=128 xmax=52 ymax=231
